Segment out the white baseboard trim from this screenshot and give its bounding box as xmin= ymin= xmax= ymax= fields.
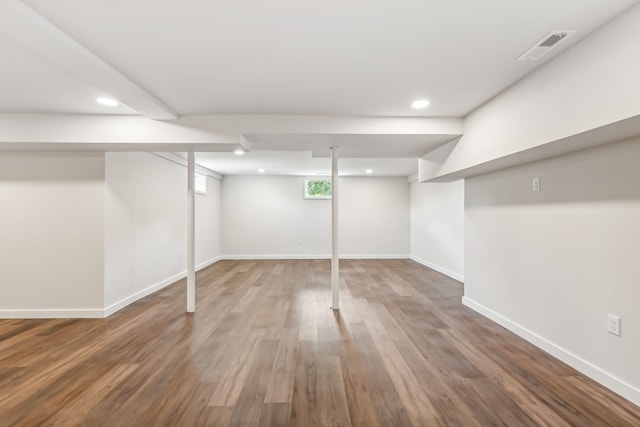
xmin=104 ymin=255 xmax=222 ymax=317
xmin=340 ymin=254 xmax=410 ymax=260
xmin=0 ymin=308 xmax=104 ymax=319
xmin=462 ymin=296 xmax=640 ymax=407
xmin=222 ymin=254 xmax=329 ymax=260
xmin=197 ymin=256 xmax=222 ymax=270
xmin=103 ymin=271 xmax=185 ymax=317
xmin=410 ymin=255 xmax=464 ymax=282
xmin=222 ymin=254 xmax=410 ymax=260
xmin=2 ymin=256 xmax=224 ymax=319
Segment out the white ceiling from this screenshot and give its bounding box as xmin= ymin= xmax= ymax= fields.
xmin=195 ymin=151 xmax=418 ymax=177
xmin=0 ymin=0 xmax=637 ymax=175
xmin=5 ymin=0 xmax=636 ymax=117
xmin=244 ymin=134 xmax=456 ymax=158
xmin=0 ymin=33 xmax=138 ymax=115
xmin=217 ymin=133 xmax=452 ymax=176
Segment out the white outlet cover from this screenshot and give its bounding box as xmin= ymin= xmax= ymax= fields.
xmin=607 ymin=314 xmax=621 ymax=336
xmin=532 ymin=177 xmax=540 ymax=191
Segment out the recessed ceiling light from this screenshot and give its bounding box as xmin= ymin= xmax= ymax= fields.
xmin=365 ymin=169 xmax=373 ymax=174
xmin=411 ymin=99 xmax=430 ymax=109
xmin=234 ymin=149 xmax=244 ymax=155
xmin=258 ymin=168 xmax=265 ymax=173
xmin=96 ymin=97 xmax=119 ymax=107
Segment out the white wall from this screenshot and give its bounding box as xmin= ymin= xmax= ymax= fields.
xmin=221 ymin=176 xmax=330 ymax=257
xmin=196 ymin=174 xmax=222 ymax=266
xmin=104 ymin=152 xmax=221 ymax=314
xmin=464 ymin=136 xmax=640 ymax=405
xmin=341 ymin=177 xmax=409 ymax=257
xmin=222 ymin=175 xmax=409 ymax=258
xmin=410 ymin=180 xmax=464 ymax=281
xmin=0 ymin=152 xmax=105 ymax=317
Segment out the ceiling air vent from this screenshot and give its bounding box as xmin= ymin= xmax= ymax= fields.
xmin=518 ymin=30 xmax=576 ymax=61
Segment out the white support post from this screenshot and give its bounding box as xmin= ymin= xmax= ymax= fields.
xmin=187 ymin=151 xmax=196 ymax=313
xmin=331 ymin=146 xmax=339 ymax=311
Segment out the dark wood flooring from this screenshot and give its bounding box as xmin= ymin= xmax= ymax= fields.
xmin=1 ymin=259 xmax=639 ymax=426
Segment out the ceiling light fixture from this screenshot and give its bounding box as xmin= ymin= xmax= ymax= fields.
xmin=234 ymin=149 xmax=245 ymax=155
xmin=365 ymin=169 xmax=373 ymax=174
xmin=258 ymin=169 xmax=265 ymax=173
xmin=96 ymin=97 xmax=119 ymax=107
xmin=411 ymin=99 xmax=430 ymax=109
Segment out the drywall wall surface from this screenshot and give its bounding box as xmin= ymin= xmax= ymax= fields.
xmin=340 ymin=176 xmax=409 ymax=257
xmin=464 ymin=136 xmax=640 ymax=403
xmin=221 ymin=175 xmax=409 ymax=258
xmin=196 ymin=174 xmax=222 ymax=266
xmin=104 ymin=152 xmax=221 ymax=312
xmin=0 ymin=152 xmax=105 ymax=316
xmin=422 ymin=3 xmax=640 ymax=180
xmin=221 ymin=175 xmax=330 ymax=257
xmin=410 ymin=180 xmax=464 ymax=281
xmin=105 ymin=152 xmax=186 ymax=310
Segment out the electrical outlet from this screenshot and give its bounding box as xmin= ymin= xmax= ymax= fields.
xmin=297 ymin=238 xmax=303 ymax=246
xmin=179 ymin=250 xmax=184 ymax=259
xmin=532 ymin=177 xmax=540 ymax=191
xmin=607 ymin=314 xmax=621 ymax=336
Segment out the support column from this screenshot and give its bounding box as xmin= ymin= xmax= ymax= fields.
xmin=187 ymin=151 xmax=196 ymax=313
xmin=331 ymin=146 xmax=339 ymax=311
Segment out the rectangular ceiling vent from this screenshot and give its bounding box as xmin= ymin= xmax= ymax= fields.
xmin=518 ymin=30 xmax=576 ymax=61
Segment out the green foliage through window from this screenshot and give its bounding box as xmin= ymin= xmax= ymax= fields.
xmin=305 ymin=179 xmax=332 ymax=199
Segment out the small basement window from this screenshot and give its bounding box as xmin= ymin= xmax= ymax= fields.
xmin=195 ymin=173 xmax=207 ymax=194
xmin=304 ymin=178 xmax=331 ymax=199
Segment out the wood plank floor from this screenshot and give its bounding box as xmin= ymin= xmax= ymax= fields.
xmin=1 ymin=259 xmax=639 ymax=426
